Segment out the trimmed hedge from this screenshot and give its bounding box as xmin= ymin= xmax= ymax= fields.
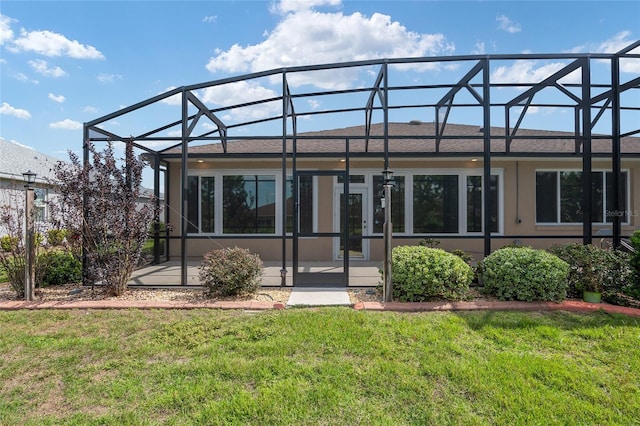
xmin=391 ymin=246 xmax=473 ymax=302
xmin=481 ymin=247 xmax=569 ymax=302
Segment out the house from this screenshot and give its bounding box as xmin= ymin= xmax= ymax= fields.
xmin=0 ymin=139 xmax=61 ymax=234
xmin=82 ymin=42 xmax=640 ymax=286
xmin=165 ymin=122 xmax=639 ymax=266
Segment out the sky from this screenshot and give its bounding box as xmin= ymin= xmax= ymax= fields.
xmin=1 ymin=0 xmax=639 ymax=164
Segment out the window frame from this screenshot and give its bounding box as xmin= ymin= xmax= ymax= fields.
xmin=185 ymin=168 xmax=504 ymax=237
xmin=34 ymin=187 xmax=48 ymax=222
xmin=407 ymin=169 xmax=503 ymax=236
xmin=535 ymin=169 xmax=630 ymax=226
xmin=333 ymin=169 xmax=503 ymax=237
xmin=286 ymin=174 xmax=318 ymax=236
xmin=185 ymin=169 xmax=317 ymax=236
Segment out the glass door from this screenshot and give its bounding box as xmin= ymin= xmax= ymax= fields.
xmin=335 ymin=188 xmax=368 ymax=260
xmin=293 ymin=171 xmax=347 ymax=286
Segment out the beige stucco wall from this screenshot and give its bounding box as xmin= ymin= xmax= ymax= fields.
xmin=166 ymin=157 xmax=639 ymax=263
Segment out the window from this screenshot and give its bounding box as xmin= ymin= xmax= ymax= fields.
xmin=200 ymin=177 xmax=215 ymax=232
xmin=34 ymin=188 xmax=47 ymax=222
xmin=535 ymin=171 xmax=628 ymax=224
xmin=372 ymin=175 xmax=405 ymax=233
xmin=535 ymin=172 xmax=557 ymax=223
xmin=286 ymin=176 xmax=314 ymax=233
xmin=413 ymin=175 xmax=459 ymax=233
xmin=186 ymin=176 xmax=214 ymax=233
xmin=223 ymin=175 xmax=276 ymax=234
xmin=466 ymin=175 xmax=498 ymax=233
xmin=337 ymin=174 xmax=365 ymax=184
xmin=605 ymin=172 xmax=628 ymax=223
xmin=187 ymin=176 xmax=199 ymax=233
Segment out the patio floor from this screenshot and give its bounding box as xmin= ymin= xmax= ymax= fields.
xmin=128 ymin=261 xmax=381 ymax=287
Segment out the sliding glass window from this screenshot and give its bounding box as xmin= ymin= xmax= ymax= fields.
xmin=186 ymin=176 xmax=214 ymax=233
xmin=286 ymin=176 xmax=313 ymax=233
xmin=372 ymin=175 xmax=405 ymax=233
xmin=535 ymin=171 xmax=628 ymax=224
xmin=413 ymin=175 xmax=459 ymax=233
xmin=223 ymin=175 xmax=276 ymax=234
xmin=466 ymin=175 xmax=499 ymax=233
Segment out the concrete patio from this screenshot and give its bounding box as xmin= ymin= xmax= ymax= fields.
xmin=128 ymin=261 xmax=381 ymax=287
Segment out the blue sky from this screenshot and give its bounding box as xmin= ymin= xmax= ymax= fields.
xmin=1 ymin=0 xmax=639 ymax=162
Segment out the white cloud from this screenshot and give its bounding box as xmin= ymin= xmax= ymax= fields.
xmin=199 ymin=81 xmax=281 ymax=121
xmin=83 ymin=106 xmax=98 ymax=114
xmin=202 ymin=15 xmax=217 ymax=24
xmin=0 ymin=102 xmax=31 ymax=119
xmin=48 ymin=93 xmax=65 ymax=103
xmin=271 ymin=0 xmax=342 ymax=14
xmin=159 ymin=86 xmax=182 ymax=105
xmin=201 ymin=122 xmax=217 ymax=131
xmin=307 ymin=99 xmax=320 ymax=110
xmin=0 ymin=14 xmax=15 ymax=44
xmin=166 ymin=130 xmax=182 ymax=137
xmin=496 ymin=15 xmax=521 ymax=34
xmin=0 ymin=136 xmax=33 ymax=149
xmin=205 ymin=8 xmax=454 ymax=89
xmin=9 ymin=27 xmax=104 ymax=59
xmin=572 ymin=32 xmax=640 ymax=73
xmin=513 ymin=105 xmax=540 ymax=115
xmin=49 ymin=119 xmax=82 ymax=130
xmin=14 ymin=72 xmax=39 ymax=84
xmin=28 ymin=59 xmax=67 ymax=77
xmin=491 ymin=60 xmax=581 ymax=85
xmin=97 ymin=73 xmax=123 ymax=83
xmin=472 ymin=41 xmax=485 ymax=55
xmin=595 ymin=31 xmax=637 ymax=54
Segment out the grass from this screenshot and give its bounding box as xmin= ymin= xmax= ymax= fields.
xmin=0 ymin=308 xmax=639 ymax=425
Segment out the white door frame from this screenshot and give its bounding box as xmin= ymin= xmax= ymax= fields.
xmin=333 ymin=187 xmax=369 ymax=261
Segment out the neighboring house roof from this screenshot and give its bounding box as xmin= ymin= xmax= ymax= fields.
xmin=166 ymin=122 xmax=640 ymax=156
xmin=139 ymin=186 xmax=164 ymax=201
xmin=0 ymin=139 xmax=62 ymax=183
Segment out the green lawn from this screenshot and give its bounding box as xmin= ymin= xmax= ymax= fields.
xmin=1 ymin=308 xmax=638 ymax=425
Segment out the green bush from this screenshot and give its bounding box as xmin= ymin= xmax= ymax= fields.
xmin=481 ymin=247 xmax=569 ymax=302
xmin=1 ymin=235 xmax=18 ymax=252
xmin=631 ymin=230 xmax=640 ymax=282
xmin=450 ymin=249 xmax=473 ymax=265
xmin=39 ymin=250 xmax=82 ymax=286
xmin=46 ymin=229 xmax=68 ymax=246
xmin=199 ymin=247 xmax=263 ymax=297
xmin=417 ymin=238 xmax=440 ymax=248
xmin=549 ymin=243 xmax=634 ymax=300
xmin=2 ymin=256 xmax=46 ymax=297
xmin=391 ymin=246 xmax=473 ymax=302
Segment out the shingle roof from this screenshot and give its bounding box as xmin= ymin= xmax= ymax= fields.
xmin=0 ymin=139 xmax=62 ymax=183
xmin=166 ymin=122 xmax=640 ymax=156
